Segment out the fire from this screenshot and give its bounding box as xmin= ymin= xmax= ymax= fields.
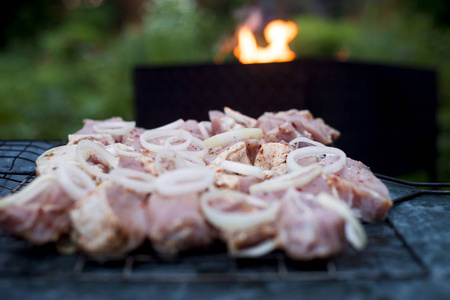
xmin=234 ymin=20 xmax=298 ymax=64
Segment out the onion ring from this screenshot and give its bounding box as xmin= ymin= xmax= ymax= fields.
xmin=0 ymin=174 xmax=57 ymax=208
xmin=68 ymin=134 xmax=115 ymax=146
xmin=289 ymin=137 xmax=325 ymax=148
xmin=220 ymin=160 xmax=264 ymax=179
xmin=203 ymin=128 xmax=263 ymax=148
xmin=151 ymin=119 xmax=184 ymax=131
xmin=155 ymin=168 xmax=214 ymax=196
xmin=154 ymin=149 xmax=186 ymax=175
xmin=198 ymin=121 xmax=211 ymax=139
xmin=249 ymin=164 xmax=322 ymax=194
xmin=111 ymin=143 xmax=142 ymax=158
xmin=184 ymin=137 xmax=208 ymax=158
xmin=178 ymin=151 xmax=207 ymax=168
xmin=76 ymin=140 xmax=119 ymax=179
xmin=140 ymin=129 xmax=193 ymax=153
xmin=230 ymin=239 xmax=278 ymax=257
xmin=36 ymin=145 xmax=78 ymax=168
xmin=56 ymin=164 xmax=96 ymax=200
xmin=224 ymin=107 xmax=257 ymax=128
xmin=110 ymin=167 xmax=155 ymax=193
xmin=315 ymin=192 xmax=367 ymax=250
xmin=287 ymin=146 xmax=346 ymax=174
xmin=200 ymin=190 xmax=281 ymax=231
xmin=93 ymin=121 xmax=135 ymax=135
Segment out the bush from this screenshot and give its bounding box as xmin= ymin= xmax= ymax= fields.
xmin=0 ymin=0 xmax=222 ymax=139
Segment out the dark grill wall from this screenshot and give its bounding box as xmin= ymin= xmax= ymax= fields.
xmin=134 ymin=58 xmax=437 ymax=177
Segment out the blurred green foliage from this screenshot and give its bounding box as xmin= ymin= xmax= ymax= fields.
xmin=0 ymin=0 xmax=449 ymax=180
xmin=0 ymin=0 xmax=224 ymax=138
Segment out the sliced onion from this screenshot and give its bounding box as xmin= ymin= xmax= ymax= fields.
xmin=155 ymin=168 xmax=214 ymax=196
xmin=0 ymin=174 xmax=57 ymax=208
xmin=289 ymin=137 xmax=325 ymax=148
xmin=93 ymin=121 xmax=135 ymax=135
xmin=76 ymin=140 xmax=119 ymax=179
xmin=184 ymin=137 xmax=208 ymax=158
xmin=36 ymin=145 xmax=78 ymax=168
xmin=140 ymin=129 xmax=193 ymax=153
xmin=178 ymin=151 xmax=206 ymax=168
xmin=249 ymin=164 xmax=322 ymax=194
xmin=68 ymin=134 xmax=115 ymax=146
xmin=111 ymin=143 xmax=142 ymax=158
xmin=198 ymin=121 xmax=211 ymax=139
xmin=224 ymin=107 xmax=257 ymax=128
xmin=154 ymin=149 xmax=186 ymax=175
xmin=220 ymin=160 xmax=264 ymax=179
xmin=230 ymin=239 xmax=278 ymax=257
xmin=151 ymin=119 xmax=184 ymax=131
xmin=315 ymin=192 xmax=367 ymax=250
xmin=110 ymin=167 xmax=155 ymax=193
xmin=200 ymin=190 xmax=281 ymax=231
xmin=56 ymin=164 xmax=96 ymax=200
xmin=209 ymin=142 xmax=246 ymax=166
xmin=287 ymin=146 xmax=346 ymax=174
xmin=105 ymin=144 xmax=119 ymax=156
xmin=203 ymin=128 xmax=263 ymax=148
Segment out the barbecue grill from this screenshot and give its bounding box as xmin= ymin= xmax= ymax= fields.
xmin=1 ymin=140 xmax=449 ymax=299
xmin=134 ymin=59 xmax=438 ymax=178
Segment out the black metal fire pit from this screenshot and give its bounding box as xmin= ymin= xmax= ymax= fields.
xmin=134 ymin=59 xmax=437 ymax=178
xmin=1 ymin=140 xmax=449 ymax=299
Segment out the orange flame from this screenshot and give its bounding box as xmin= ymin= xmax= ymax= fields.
xmin=234 ymin=20 xmax=298 ymax=64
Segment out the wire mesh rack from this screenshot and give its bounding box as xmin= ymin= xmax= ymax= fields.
xmin=0 ymin=140 xmax=448 ymax=283
xmin=0 ymin=140 xmax=64 ymax=197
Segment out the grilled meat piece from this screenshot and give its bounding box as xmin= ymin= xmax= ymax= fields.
xmin=35 ymin=145 xmax=79 ymax=176
xmin=225 ymin=222 xmax=278 ymax=254
xmin=325 ymin=158 xmax=392 ymax=221
xmin=208 ymin=142 xmax=253 ymax=166
xmin=146 ymin=192 xmax=217 ymax=256
xmin=70 ymin=117 xmax=125 ymax=145
xmin=181 ymin=119 xmax=204 ymax=140
xmin=254 ymin=142 xmax=290 ymax=179
xmin=209 ymin=110 xmax=244 ymax=135
xmin=121 ymin=127 xmax=146 ymax=151
xmin=1 ymin=107 xmax=391 ymax=261
xmin=297 ymin=155 xmax=392 ymax=222
xmin=70 ymin=180 xmax=148 ymax=257
xmin=257 ymin=109 xmax=340 ymax=145
xmin=224 ymin=107 xmax=257 ymax=128
xmin=277 ymin=189 xmax=346 ymax=260
xmin=0 ymin=174 xmax=74 ymax=244
xmin=266 ymin=121 xmax=305 ymax=143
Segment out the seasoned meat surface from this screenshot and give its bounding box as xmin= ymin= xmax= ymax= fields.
xmin=147 ymin=192 xmax=217 ymax=256
xmin=71 ymin=181 xmax=148 ymax=256
xmin=0 ymin=107 xmax=390 ymax=261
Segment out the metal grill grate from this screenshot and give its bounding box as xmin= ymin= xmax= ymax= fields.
xmin=0 ymin=140 xmax=64 ymax=196
xmin=0 ymin=140 xmax=448 ymax=283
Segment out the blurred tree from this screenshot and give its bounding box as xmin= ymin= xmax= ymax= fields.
xmin=115 ymin=0 xmax=147 ymax=28
xmin=407 ymin=0 xmax=450 ymax=27
xmin=0 ymin=0 xmax=66 ymax=48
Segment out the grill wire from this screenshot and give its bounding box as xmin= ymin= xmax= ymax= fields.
xmin=0 ymin=140 xmax=448 ymax=283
